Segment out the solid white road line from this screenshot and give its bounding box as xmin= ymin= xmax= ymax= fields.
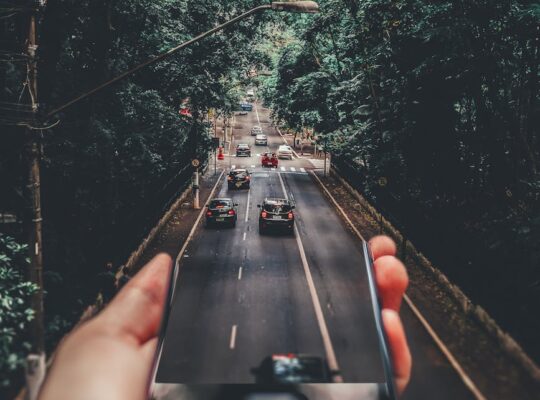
xmin=245 ymin=189 xmax=251 ymax=223
xmin=229 ymin=325 xmax=238 ymax=349
xmin=238 ymin=267 xmax=243 ymax=281
xmin=150 ymin=170 xmax=225 ymax=385
xmin=255 ymin=102 xmax=261 ymax=125
xmin=309 ymin=171 xmax=486 ymax=399
xmin=243 ymin=232 xmax=247 ymax=241
xmin=277 ymin=172 xmax=342 ymax=382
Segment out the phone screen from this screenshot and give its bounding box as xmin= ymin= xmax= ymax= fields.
xmin=147 ymin=172 xmax=396 ymax=400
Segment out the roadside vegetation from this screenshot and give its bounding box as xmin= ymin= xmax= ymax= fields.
xmin=259 ymin=0 xmax=540 ymax=363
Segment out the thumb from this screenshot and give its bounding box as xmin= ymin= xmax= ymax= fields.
xmin=100 ymin=253 xmax=173 ymax=344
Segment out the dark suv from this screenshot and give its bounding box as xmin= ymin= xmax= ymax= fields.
xmin=236 ymin=143 xmax=251 ymax=157
xmin=258 ymin=198 xmax=295 ymax=234
xmin=206 ymin=198 xmax=238 ymax=227
xmin=228 ymin=169 xmax=251 ymax=190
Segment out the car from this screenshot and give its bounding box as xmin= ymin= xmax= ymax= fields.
xmin=261 ymin=152 xmax=278 ymax=168
xmin=258 ymin=198 xmax=295 ymax=234
xmin=251 ymin=126 xmax=263 ymax=136
xmin=228 ymin=169 xmax=251 ymax=190
xmin=277 ymin=145 xmax=294 ymax=160
xmin=236 ymin=143 xmax=251 ymax=157
xmin=205 ymin=198 xmax=238 ymax=227
xmin=252 ymin=354 xmax=332 ymax=384
xmin=240 ymin=102 xmax=253 ymax=113
xmin=255 ymin=134 xmax=268 ymax=146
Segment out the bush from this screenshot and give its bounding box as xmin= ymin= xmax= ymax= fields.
xmin=0 ymin=234 xmax=38 ymax=390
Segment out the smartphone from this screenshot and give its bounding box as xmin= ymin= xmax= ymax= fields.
xmin=147 ymin=239 xmax=397 ymax=400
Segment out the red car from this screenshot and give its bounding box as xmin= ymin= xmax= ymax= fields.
xmin=261 ymin=152 xmax=278 ymax=168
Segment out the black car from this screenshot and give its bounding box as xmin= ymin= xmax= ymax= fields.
xmin=228 ymin=169 xmax=251 ymax=190
xmin=258 ymin=198 xmax=295 ymax=234
xmin=252 ymin=354 xmax=332 ymax=384
xmin=236 ymin=143 xmax=251 ymax=157
xmin=205 ymin=198 xmax=238 ymax=227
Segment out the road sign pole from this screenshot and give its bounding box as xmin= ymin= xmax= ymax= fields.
xmin=194 ymin=168 xmax=200 ymax=209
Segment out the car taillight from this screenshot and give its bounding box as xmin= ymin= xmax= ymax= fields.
xmin=261 ymin=211 xmax=268 ymax=218
xmin=288 ymin=212 xmax=294 ymax=219
xmin=227 ymin=176 xmax=232 ymax=181
xmin=246 ymin=176 xmax=250 ymax=180
xmin=228 ymin=210 xmax=235 ymax=216
xmin=206 ymin=211 xmax=212 ymax=216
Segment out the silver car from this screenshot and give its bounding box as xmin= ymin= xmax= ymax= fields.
xmin=255 ymin=134 xmax=268 ymax=146
xmin=251 ymin=126 xmax=263 ymax=136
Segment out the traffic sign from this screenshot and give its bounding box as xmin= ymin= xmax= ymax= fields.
xmin=192 ymin=159 xmax=200 ymax=168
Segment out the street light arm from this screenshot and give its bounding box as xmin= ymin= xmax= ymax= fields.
xmin=45 ymin=4 xmax=272 ymax=119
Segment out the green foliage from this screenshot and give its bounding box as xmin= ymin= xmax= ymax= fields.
xmin=0 ymin=235 xmax=38 ymax=389
xmin=261 ymin=0 xmax=540 ymax=360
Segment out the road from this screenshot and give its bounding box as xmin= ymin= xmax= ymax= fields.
xmin=154 ymin=102 xmax=477 ymax=399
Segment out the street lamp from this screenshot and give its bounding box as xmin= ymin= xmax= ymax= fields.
xmin=45 ymin=2 xmax=319 ymax=119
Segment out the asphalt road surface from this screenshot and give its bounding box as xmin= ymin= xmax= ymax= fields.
xmin=154 ymin=102 xmax=476 ymax=400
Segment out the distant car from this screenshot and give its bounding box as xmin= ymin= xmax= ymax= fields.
xmin=228 ymin=169 xmax=251 ymax=190
xmin=261 ymin=152 xmax=278 ymax=168
xmin=277 ymin=145 xmax=293 ymax=160
xmin=236 ymin=143 xmax=251 ymax=157
xmin=240 ymin=103 xmax=253 ymax=112
xmin=252 ymin=354 xmax=331 ymax=384
xmin=258 ymin=198 xmax=295 ymax=234
xmin=251 ymin=126 xmax=263 ymax=136
xmin=255 ymin=134 xmax=268 ymax=146
xmin=205 ymin=198 xmax=238 ymax=227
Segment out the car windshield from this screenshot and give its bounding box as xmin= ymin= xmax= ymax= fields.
xmin=264 ymin=202 xmax=291 ymax=213
xmin=231 ymin=170 xmax=248 ymax=176
xmin=209 ymin=200 xmax=231 ymax=208
xmin=272 ymin=356 xmax=326 ymax=383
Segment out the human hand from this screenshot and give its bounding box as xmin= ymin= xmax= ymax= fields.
xmin=370 ymin=235 xmax=412 ymax=394
xmin=39 ymin=253 xmax=172 ymax=400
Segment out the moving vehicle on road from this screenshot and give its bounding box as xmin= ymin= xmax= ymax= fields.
xmin=277 ymin=145 xmax=294 ymax=160
xmin=255 ymin=134 xmax=268 ymax=146
xmin=258 ymin=198 xmax=295 ymax=234
xmin=205 ymin=198 xmax=238 ymax=228
xmin=239 ymin=103 xmax=253 ymax=114
xmin=261 ymin=152 xmax=278 ymax=168
xmin=236 ymin=143 xmax=252 ymax=157
xmin=252 ymin=354 xmax=331 ymax=384
xmin=251 ymin=126 xmax=263 ymax=136
xmin=227 ymin=168 xmax=251 ymax=190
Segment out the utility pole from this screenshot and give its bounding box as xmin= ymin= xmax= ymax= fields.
xmin=24 ymin=5 xmax=46 ymax=400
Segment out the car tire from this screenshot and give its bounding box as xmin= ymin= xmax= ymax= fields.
xmin=259 ymin=223 xmax=264 ymax=235
xmin=246 ymin=183 xmax=250 ymax=189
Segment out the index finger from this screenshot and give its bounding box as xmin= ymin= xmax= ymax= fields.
xmin=369 ymin=235 xmax=397 ymax=260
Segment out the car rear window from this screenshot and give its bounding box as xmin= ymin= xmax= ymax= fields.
xmin=238 ymin=144 xmax=249 ymax=148
xmin=209 ymin=200 xmax=231 ymax=208
xmin=264 ymin=203 xmax=291 ymax=213
xmin=231 ymin=170 xmax=248 ymax=177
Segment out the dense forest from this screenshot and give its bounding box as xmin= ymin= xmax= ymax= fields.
xmin=260 ymin=0 xmax=540 ymax=363
xmin=0 ymin=0 xmax=269 ymax=392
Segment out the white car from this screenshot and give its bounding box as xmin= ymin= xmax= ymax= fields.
xmin=251 ymin=126 xmax=263 ymax=136
xmin=255 ymin=134 xmax=268 ymax=146
xmin=277 ymin=145 xmax=294 ymax=160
